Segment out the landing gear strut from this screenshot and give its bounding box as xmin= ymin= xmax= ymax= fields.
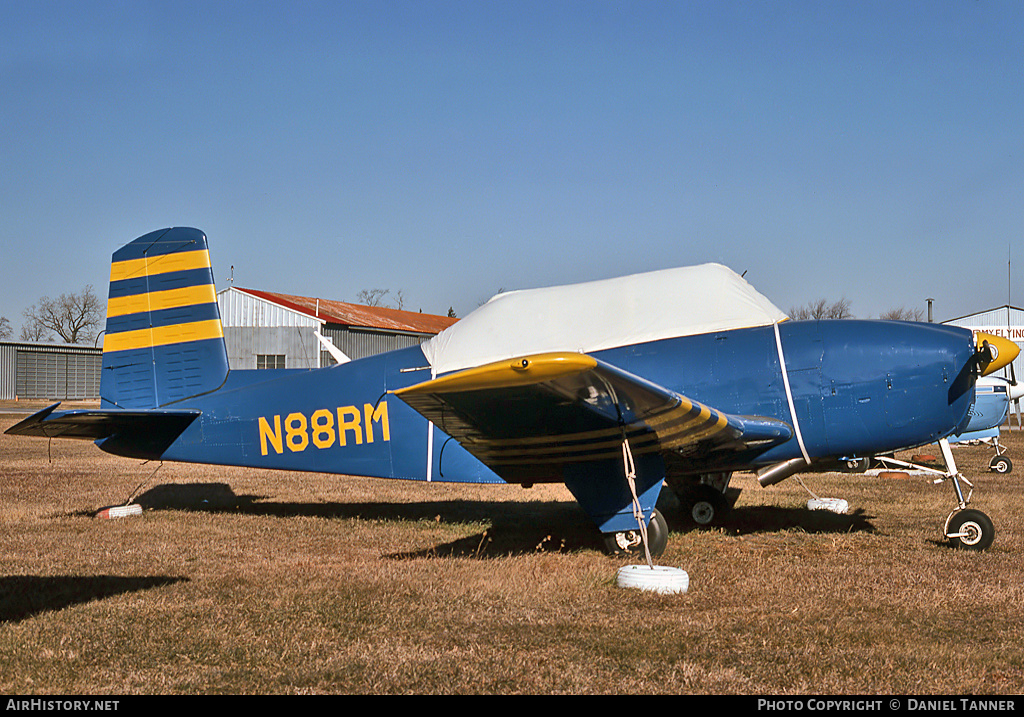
xmin=876 ymin=438 xmax=996 ymax=551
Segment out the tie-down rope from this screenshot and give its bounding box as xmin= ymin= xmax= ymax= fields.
xmin=621 ymin=434 xmax=654 ymax=569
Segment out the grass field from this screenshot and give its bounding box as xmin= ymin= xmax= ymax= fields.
xmin=2 ymin=406 xmax=1023 ymax=695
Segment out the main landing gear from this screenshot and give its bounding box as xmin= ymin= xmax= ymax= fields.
xmin=590 ymin=437 xmax=671 ymax=560
xmin=875 ymin=438 xmax=996 ymax=551
xmin=958 ymin=434 xmax=1014 ymax=474
xmin=602 ymin=508 xmax=669 ymax=558
xmin=599 ymin=472 xmax=734 ymax=556
xmin=665 ymin=472 xmax=735 ymax=528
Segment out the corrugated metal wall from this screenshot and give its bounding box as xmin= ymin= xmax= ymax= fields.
xmin=219 ymin=288 xmax=320 ymax=328
xmin=0 ymin=343 xmax=15 ymax=399
xmin=223 ymin=326 xmax=322 ymax=369
xmin=320 ymin=325 xmax=426 ymax=363
xmin=0 ymin=342 xmax=101 ymax=400
xmin=219 ymin=288 xmax=322 ymax=369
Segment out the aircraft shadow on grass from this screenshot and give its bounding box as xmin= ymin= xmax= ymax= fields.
xmin=113 ymin=482 xmax=875 ymax=558
xmin=0 ymin=575 xmax=188 ymax=624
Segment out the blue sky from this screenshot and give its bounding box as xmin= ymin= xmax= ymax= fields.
xmin=2 ymin=0 xmax=1022 ymax=334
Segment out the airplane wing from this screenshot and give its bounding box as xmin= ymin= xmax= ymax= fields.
xmin=393 ymin=352 xmax=792 ymax=483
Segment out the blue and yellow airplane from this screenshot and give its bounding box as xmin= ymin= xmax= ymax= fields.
xmin=7 ymin=228 xmax=1019 ymax=554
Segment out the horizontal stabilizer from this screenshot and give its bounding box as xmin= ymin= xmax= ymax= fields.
xmin=394 ymin=352 xmax=792 ymax=482
xmin=5 ymin=403 xmax=200 ymax=460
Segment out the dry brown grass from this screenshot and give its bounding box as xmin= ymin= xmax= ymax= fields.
xmin=2 ymin=406 xmax=1024 ymax=695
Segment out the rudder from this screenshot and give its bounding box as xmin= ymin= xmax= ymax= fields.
xmin=101 ymin=227 xmax=228 ymax=408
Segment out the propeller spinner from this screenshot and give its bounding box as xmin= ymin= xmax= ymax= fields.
xmin=975 ymin=332 xmax=1020 ymax=377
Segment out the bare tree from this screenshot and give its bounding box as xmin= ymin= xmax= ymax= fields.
xmin=879 ymin=306 xmax=925 ymax=321
xmin=19 ymin=321 xmax=50 ymax=342
xmin=0 ymin=316 xmax=11 ymax=340
xmin=22 ymin=285 xmax=104 ymax=344
xmin=355 ymin=288 xmax=390 ymax=307
xmin=788 ymin=297 xmax=853 ymax=320
xmin=355 ymin=288 xmax=410 ymax=311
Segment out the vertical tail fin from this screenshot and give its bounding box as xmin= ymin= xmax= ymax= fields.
xmin=101 ymin=228 xmax=228 ymax=408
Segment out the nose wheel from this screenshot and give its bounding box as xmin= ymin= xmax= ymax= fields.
xmin=945 ymin=508 xmax=995 ymax=551
xmin=989 ymin=454 xmax=1012 ymax=474
xmin=935 ymin=440 xmax=996 ymax=551
xmin=665 ymin=472 xmax=735 ymax=529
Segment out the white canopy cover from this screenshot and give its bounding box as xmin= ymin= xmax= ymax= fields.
xmin=421 ymin=263 xmax=789 ymax=376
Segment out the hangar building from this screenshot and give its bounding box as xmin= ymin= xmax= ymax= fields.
xmin=216 ymin=287 xmax=458 ymax=370
xmin=0 ymin=341 xmax=102 ymax=401
xmin=943 ymin=305 xmax=1024 ymax=381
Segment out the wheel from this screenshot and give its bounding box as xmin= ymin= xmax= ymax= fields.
xmin=842 ymin=457 xmax=870 ymax=473
xmin=946 ymin=509 xmax=995 ymax=551
xmin=683 ymin=484 xmax=729 ymax=527
xmin=602 ymin=508 xmax=669 ymax=558
xmin=989 ymin=455 xmax=1012 ymax=474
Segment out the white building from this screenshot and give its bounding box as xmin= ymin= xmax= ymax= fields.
xmin=216 ymin=287 xmax=458 ymax=370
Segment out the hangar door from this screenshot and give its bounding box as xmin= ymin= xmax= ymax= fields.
xmin=16 ymin=348 xmax=101 ymax=400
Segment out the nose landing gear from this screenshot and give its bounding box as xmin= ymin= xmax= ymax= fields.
xmin=876 ymin=438 xmax=995 ymax=551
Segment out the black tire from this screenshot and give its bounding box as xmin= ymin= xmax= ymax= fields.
xmin=947 ymin=509 xmax=995 ymax=551
xmin=989 ymin=455 xmax=1012 ymax=474
xmin=602 ymin=508 xmax=669 ymax=558
xmin=683 ymin=484 xmax=729 ymax=527
xmin=842 ymin=457 xmax=870 ymax=473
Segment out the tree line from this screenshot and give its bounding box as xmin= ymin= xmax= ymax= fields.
xmin=788 ymin=297 xmax=924 ymax=321
xmin=355 ymin=287 xmax=457 ymax=318
xmin=0 ymin=286 xmax=103 ymax=345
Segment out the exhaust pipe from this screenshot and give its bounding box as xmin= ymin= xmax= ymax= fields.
xmin=757 ymin=457 xmax=811 ymax=487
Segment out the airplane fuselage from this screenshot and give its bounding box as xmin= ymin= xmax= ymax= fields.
xmin=125 ymin=319 xmax=977 ymax=485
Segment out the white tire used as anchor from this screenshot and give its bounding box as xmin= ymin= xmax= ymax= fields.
xmin=616 ymin=565 xmax=689 ymax=595
xmin=95 ymin=504 xmax=143 ymax=520
xmin=807 ymin=498 xmax=849 ymax=514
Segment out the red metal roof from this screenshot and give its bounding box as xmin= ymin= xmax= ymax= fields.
xmin=233 ymin=287 xmax=458 ymax=335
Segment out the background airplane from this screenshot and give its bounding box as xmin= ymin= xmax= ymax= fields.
xmin=7 ymin=228 xmax=1018 ymax=556
xmin=946 ymin=373 xmax=1024 ymax=473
